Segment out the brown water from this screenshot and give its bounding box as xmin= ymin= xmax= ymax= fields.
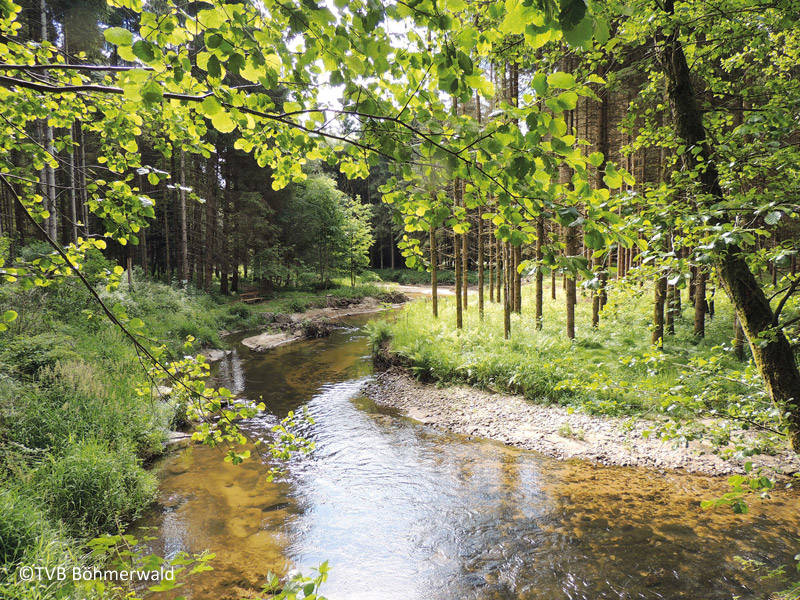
xmin=138 ymin=313 xmax=800 ymax=600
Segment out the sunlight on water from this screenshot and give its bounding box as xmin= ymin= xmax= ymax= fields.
xmin=138 ymin=314 xmax=800 ymax=600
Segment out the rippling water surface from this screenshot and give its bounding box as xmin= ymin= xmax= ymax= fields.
xmin=138 ymin=313 xmax=800 ymax=599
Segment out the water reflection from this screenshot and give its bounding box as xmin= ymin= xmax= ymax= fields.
xmin=138 ymin=315 xmax=799 ymax=600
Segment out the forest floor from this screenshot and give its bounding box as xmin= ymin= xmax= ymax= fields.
xmin=368 ymin=280 xmax=800 ymax=479
xmin=365 ymin=368 xmax=800 ymax=477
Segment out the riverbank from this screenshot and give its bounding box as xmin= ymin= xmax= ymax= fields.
xmin=365 ymin=368 xmax=800 ymax=477
xmin=1 ymin=276 xmax=387 ymax=599
xmin=241 ymin=292 xmax=407 ymax=351
xmin=368 ymin=282 xmax=800 ymax=477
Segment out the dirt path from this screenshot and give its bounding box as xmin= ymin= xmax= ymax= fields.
xmin=380 ymin=283 xmax=456 ymax=297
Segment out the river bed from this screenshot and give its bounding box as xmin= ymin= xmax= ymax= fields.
xmin=137 ymin=313 xmax=800 ymax=600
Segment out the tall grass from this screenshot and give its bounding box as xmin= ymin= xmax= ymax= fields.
xmin=372 ymin=278 xmax=751 ymax=417
xmin=0 ymin=275 xmax=271 ymax=598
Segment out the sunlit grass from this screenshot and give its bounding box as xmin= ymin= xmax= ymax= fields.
xmin=373 ymin=277 xmax=747 ymax=416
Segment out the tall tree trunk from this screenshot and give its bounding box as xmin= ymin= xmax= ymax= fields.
xmin=162 ymin=156 xmax=172 ymax=279
xmin=661 ymin=0 xmax=800 ymax=449
xmin=477 ymin=206 xmax=484 ymax=319
xmin=693 ymin=268 xmax=706 ymax=337
xmin=733 ymin=313 xmax=745 ymax=360
xmin=204 ymin=156 xmax=216 ymax=291
xmin=653 ymin=275 xmax=667 ymax=346
xmin=489 ymin=225 xmax=495 ymax=303
xmin=78 ymin=121 xmax=89 ymax=237
xmin=565 ymin=226 xmax=577 ymax=339
xmin=535 ymin=217 xmax=544 ymax=329
xmin=503 ymin=241 xmax=511 ymax=339
xmin=666 ymin=284 xmax=676 ymax=335
xmin=179 ymin=149 xmax=189 ymax=284
xmin=495 ymin=233 xmax=502 ymax=302
xmin=220 ymin=153 xmax=231 ymax=295
xmin=513 ymin=244 xmax=522 ymax=313
xmin=430 ymin=226 xmax=438 ymax=318
xmin=40 ymin=0 xmax=57 ymax=241
xmin=591 ymin=260 xmax=600 ymax=328
xmin=462 ymin=196 xmax=468 ymax=311
xmin=454 ymin=184 xmax=463 ymax=329
xmin=68 ymin=123 xmax=78 ymax=243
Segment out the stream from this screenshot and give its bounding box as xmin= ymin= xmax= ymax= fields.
xmin=138 ymin=312 xmax=800 ymax=600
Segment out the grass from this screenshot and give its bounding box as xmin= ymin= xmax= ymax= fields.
xmin=371 ymin=277 xmax=782 ymax=446
xmin=0 ymin=274 xmax=273 ymax=599
xmin=371 ymin=267 xmax=479 ymax=286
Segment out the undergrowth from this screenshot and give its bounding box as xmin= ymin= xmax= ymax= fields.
xmin=0 ymin=273 xmax=264 ymax=599
xmin=371 ymin=278 xmax=788 ymax=452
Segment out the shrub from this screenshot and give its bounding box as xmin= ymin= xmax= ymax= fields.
xmin=37 ymin=440 xmax=156 ymax=536
xmin=289 ymin=298 xmax=311 ymax=313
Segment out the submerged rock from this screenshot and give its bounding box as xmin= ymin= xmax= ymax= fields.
xmin=164 ymin=431 xmax=192 ymax=451
xmin=200 ymin=348 xmax=231 ymax=362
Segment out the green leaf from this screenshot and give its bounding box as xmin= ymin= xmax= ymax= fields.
xmin=197 ymin=8 xmax=225 ymax=29
xmin=532 ymin=72 xmax=547 ymax=97
xmin=206 ymin=55 xmax=222 ymax=79
xmin=588 ymin=151 xmax=604 ymax=167
xmin=140 ymin=80 xmax=163 ymax=105
xmin=547 ymin=72 xmax=575 ymax=89
xmin=2 ymin=309 xmax=17 ymax=323
xmin=132 ymin=40 xmax=157 ymax=62
xmin=558 ymin=0 xmax=586 ymax=30
xmin=764 ymin=210 xmax=782 ymax=225
xmin=584 ymin=228 xmax=604 ymax=250
xmin=104 ymin=27 xmax=133 ymax=46
xmin=500 ymin=0 xmax=543 ymax=35
xmin=211 ymin=110 xmax=236 ymax=133
xmin=603 ymin=163 xmax=623 ymax=188
xmin=200 ymin=96 xmax=222 ymax=116
xmin=556 ymin=90 xmax=578 ymax=109
xmin=563 ymin=16 xmax=593 ymax=48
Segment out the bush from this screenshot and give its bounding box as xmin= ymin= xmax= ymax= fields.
xmin=289 ymin=298 xmax=311 ymax=313
xmin=36 ymin=440 xmax=156 ymax=536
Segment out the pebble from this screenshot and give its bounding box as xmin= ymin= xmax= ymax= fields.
xmin=364 ymin=368 xmax=800 ymax=478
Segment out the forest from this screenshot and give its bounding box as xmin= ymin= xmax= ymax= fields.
xmin=0 ymin=0 xmax=799 ymax=599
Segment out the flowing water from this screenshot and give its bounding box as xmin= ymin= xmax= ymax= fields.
xmin=138 ymin=313 xmax=800 ymax=600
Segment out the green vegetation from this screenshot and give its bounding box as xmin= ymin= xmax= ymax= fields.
xmin=0 ymin=235 xmax=403 ymax=597
xmin=0 ymin=0 xmax=798 ymax=596
xmin=371 ymin=268 xmax=478 ymax=286
xmin=0 ymin=261 xmax=370 ymax=598
xmin=372 ymin=281 xmax=783 ymax=452
xmin=254 ymin=283 xmax=387 ymax=314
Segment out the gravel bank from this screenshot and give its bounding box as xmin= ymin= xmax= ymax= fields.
xmin=364 ymin=368 xmax=800 ymax=477
xmin=241 ymin=295 xmax=406 ymax=352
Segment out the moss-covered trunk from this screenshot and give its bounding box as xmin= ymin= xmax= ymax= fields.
xmin=717 ymin=253 xmax=800 ymax=450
